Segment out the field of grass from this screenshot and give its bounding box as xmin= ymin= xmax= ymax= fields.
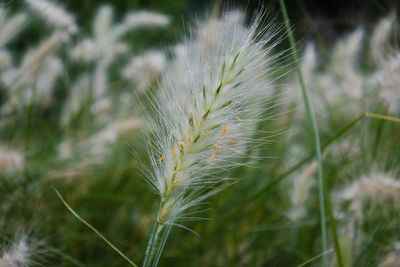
xmin=0 ymin=0 xmax=399 ymax=266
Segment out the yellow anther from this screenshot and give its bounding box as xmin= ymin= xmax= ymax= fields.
xmin=209 ymin=151 xmax=216 ymax=161
xmin=188 ymin=137 xmax=192 ymax=143
xmin=177 ymin=142 xmax=183 ymax=152
xmin=213 ymin=144 xmax=222 ymax=150
xmin=220 ymin=124 xmax=227 ymax=136
xmin=173 ymin=167 xmax=180 ymax=175
xmin=158 ymin=154 xmax=164 ymax=163
xmin=172 ymin=178 xmax=183 ymax=185
xmin=172 ymin=146 xmax=177 ymax=156
xmin=209 ymin=144 xmax=222 ymax=161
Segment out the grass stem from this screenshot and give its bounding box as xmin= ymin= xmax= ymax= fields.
xmin=143 ymin=201 xmax=172 ymax=267
xmin=278 ymin=1 xmax=343 ymax=266
xmin=54 ymin=188 xmax=138 ymax=267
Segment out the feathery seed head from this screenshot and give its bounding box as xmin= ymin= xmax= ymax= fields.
xmin=0 ymin=236 xmax=32 ymax=267
xmin=123 ymin=11 xmax=170 ymax=28
xmin=25 ymin=0 xmax=78 ymax=35
xmin=122 ymin=50 xmax=166 ymax=92
xmin=371 ymin=15 xmax=395 ymax=62
xmin=331 ymin=27 xmax=364 ymax=71
xmin=379 ymin=243 xmax=400 ymax=267
xmin=70 ymin=39 xmax=97 ymax=62
xmin=0 ymin=49 xmax=11 ymax=70
xmin=71 ymin=7 xmax=169 ymax=64
xmin=0 ymin=11 xmax=27 ymax=47
xmin=58 ymin=118 xmax=143 ymax=161
xmin=301 ymin=42 xmax=317 ymax=78
xmin=0 ymin=146 xmax=24 ymax=174
xmin=94 ymin=5 xmax=113 ymax=41
xmin=35 ymin=55 xmax=63 ymax=107
xmin=370 ymin=52 xmax=400 ymax=114
xmin=289 ymin=27 xmax=366 ymax=116
xmin=68 ymin=6 xmax=169 ymax=102
xmin=336 ymin=171 xmax=400 ymax=222
xmin=287 ymin=160 xmax=317 ymax=221
xmin=1 ymin=32 xmax=65 ymax=112
xmin=60 ymin=74 xmax=91 ymax=126
xmin=143 ymin=10 xmax=281 ymax=226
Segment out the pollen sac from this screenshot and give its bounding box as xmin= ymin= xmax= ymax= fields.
xmin=220 ymin=124 xmax=227 ymax=136
xmin=172 ymin=178 xmax=183 ymax=185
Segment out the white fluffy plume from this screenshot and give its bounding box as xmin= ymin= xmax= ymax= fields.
xmin=336 ymin=171 xmax=400 ymax=221
xmin=0 ymin=237 xmax=32 ymax=267
xmin=0 ymin=10 xmax=27 ymax=47
xmin=25 ymin=0 xmax=78 ymax=34
xmin=142 ymin=10 xmax=281 ymax=227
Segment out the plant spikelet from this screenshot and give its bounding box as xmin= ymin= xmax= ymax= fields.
xmin=143 ymin=10 xmax=281 ymax=228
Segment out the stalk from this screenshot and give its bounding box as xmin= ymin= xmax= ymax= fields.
xmin=278 ymin=1 xmax=343 ymax=266
xmin=143 ymin=202 xmax=172 ymax=267
xmin=143 ymin=221 xmax=163 ymax=267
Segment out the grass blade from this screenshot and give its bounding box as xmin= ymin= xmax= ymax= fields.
xmin=296 ymin=249 xmax=334 ymax=267
xmin=152 ymin=223 xmax=172 ymax=267
xmin=365 ymin=112 xmax=400 ymax=123
xmin=43 ymin=244 xmax=87 ymax=267
xmin=53 ymin=188 xmax=138 ymax=267
xmin=250 ymin=111 xmax=399 ymax=201
xmin=278 ymin=1 xmax=343 ymax=266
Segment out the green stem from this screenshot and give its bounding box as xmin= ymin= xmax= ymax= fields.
xmin=152 ymin=223 xmax=172 ymax=267
xmin=54 ymin=189 xmax=137 ymax=266
xmin=143 ymin=202 xmax=173 ymax=267
xmin=372 ymin=112 xmax=385 ymax=159
xmin=278 ymin=1 xmax=342 ymax=266
xmin=143 ymin=220 xmax=163 ymax=267
xmin=365 ymin=112 xmax=400 ymax=123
